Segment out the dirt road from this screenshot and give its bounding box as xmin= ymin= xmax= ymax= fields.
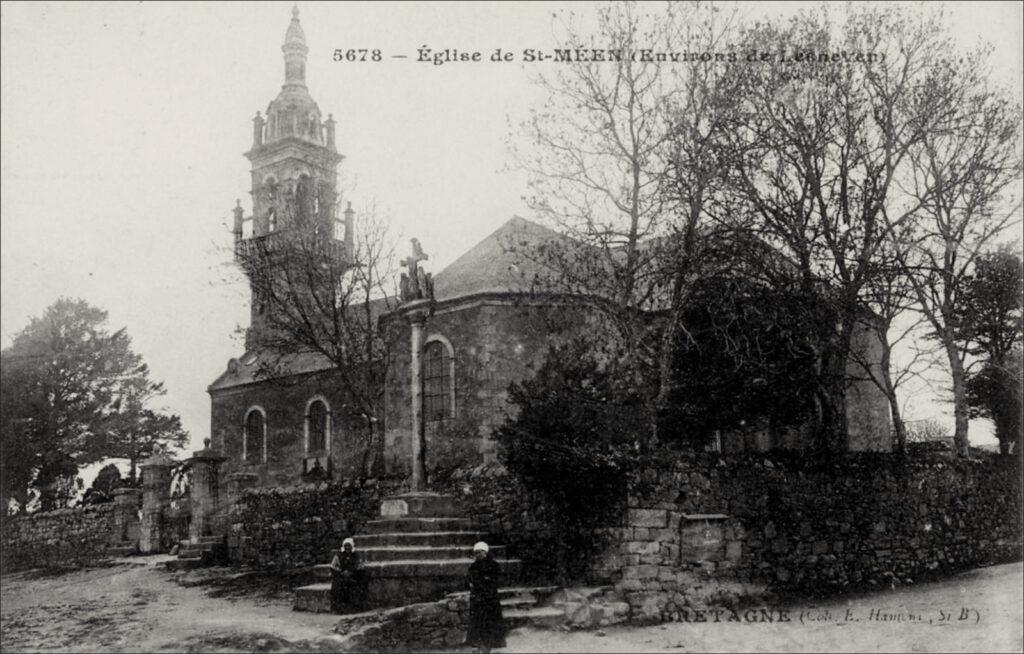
xmin=1 ymin=557 xmax=1020 ymax=652
xmin=507 ymin=561 xmax=1024 ymax=653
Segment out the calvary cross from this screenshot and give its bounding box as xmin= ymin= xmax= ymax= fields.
xmin=401 ymin=238 xmax=429 ymax=277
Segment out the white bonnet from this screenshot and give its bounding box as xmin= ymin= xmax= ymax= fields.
xmin=342 ymin=537 xmax=355 ymax=549
xmin=473 ymin=541 xmax=489 ymax=553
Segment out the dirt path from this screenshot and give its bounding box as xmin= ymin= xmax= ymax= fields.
xmin=505 ymin=562 xmax=1024 ymax=653
xmin=2 ymin=558 xmax=1020 ymax=653
xmin=0 ymin=556 xmax=345 ymax=653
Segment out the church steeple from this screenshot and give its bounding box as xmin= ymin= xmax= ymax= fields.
xmin=282 ymin=5 xmax=308 ymax=88
xmin=233 ymin=6 xmax=353 ymax=349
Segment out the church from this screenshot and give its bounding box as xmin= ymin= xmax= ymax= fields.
xmin=207 ymin=9 xmax=892 ymax=489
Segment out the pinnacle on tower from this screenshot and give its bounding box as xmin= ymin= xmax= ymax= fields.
xmin=282 ymin=4 xmax=308 ymax=87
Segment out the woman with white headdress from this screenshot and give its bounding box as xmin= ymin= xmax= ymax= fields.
xmin=329 ymin=537 xmax=362 ymax=613
xmin=465 ymin=541 xmax=506 ymax=652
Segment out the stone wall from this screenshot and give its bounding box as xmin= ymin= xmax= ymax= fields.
xmin=437 ymin=464 xmax=566 ymax=583
xmin=226 ymin=478 xmax=405 ymax=569
xmin=0 ymin=503 xmax=120 ymax=572
xmin=597 ymin=453 xmax=1022 ymax=622
xmin=334 ymin=594 xmax=471 ymax=653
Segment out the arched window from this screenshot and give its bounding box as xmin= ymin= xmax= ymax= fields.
xmin=305 ymin=398 xmax=330 ymax=454
xmin=243 ymin=407 xmax=266 ymax=463
xmin=423 ymin=337 xmax=454 ymax=422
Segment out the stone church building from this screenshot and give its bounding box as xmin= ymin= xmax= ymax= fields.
xmin=208 ymin=9 xmax=892 ymax=489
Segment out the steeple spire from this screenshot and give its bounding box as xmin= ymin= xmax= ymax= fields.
xmin=282 ymin=4 xmax=308 ymax=87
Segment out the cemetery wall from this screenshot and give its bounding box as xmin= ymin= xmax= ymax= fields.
xmin=226 ymin=478 xmax=405 ymax=569
xmin=437 ymin=463 xmax=568 ymax=583
xmin=0 ymin=503 xmax=119 ymax=572
xmin=599 ymin=453 xmax=1023 ymax=622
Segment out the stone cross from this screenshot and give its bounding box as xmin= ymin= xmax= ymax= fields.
xmin=400 ymin=239 xmax=433 ymax=303
xmin=399 ymin=238 xmax=434 ymax=491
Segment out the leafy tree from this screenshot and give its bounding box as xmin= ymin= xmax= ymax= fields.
xmin=966 ymin=353 xmax=1022 ymax=457
xmin=0 ymin=299 xmax=187 ymax=513
xmin=82 ymin=462 xmax=122 ymax=505
xmin=664 ymin=275 xmax=823 ymax=447
xmin=957 ymin=250 xmax=1024 ymax=455
xmin=495 ymin=341 xmax=636 ymax=583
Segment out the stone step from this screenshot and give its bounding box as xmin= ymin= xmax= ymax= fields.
xmin=500 ymin=596 xmax=538 ymax=610
xmin=312 ymin=546 xmax=511 ymax=579
xmin=294 ymin=583 xmax=543 ymax=615
xmin=504 ymin=606 xmax=565 ymax=628
xmin=380 ymin=493 xmax=460 ymax=518
xmin=361 ymin=558 xmax=522 ymax=579
xmin=341 ymin=545 xmax=509 ymax=563
xmin=165 ymin=557 xmax=204 ymax=572
xmin=363 ymin=517 xmax=475 ymax=533
xmin=353 ymin=531 xmax=487 ymax=548
xmin=107 ymin=545 xmax=136 ymax=556
xmin=447 ymin=586 xmax=559 ymax=602
xmin=293 ymin=583 xmax=333 ymax=614
xmin=178 ymin=540 xmax=218 ymax=552
xmin=180 ymin=536 xmax=223 ymax=546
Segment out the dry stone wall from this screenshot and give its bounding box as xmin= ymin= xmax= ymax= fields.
xmin=0 ymin=503 xmax=120 ymax=572
xmin=227 ymin=478 xmax=405 ymax=569
xmin=599 ymin=453 xmax=1022 ymax=623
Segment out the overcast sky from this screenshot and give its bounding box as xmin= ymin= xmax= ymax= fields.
xmin=2 ymin=1 xmax=1021 ymax=456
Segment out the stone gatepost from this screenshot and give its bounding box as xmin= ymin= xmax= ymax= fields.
xmin=139 ymin=453 xmax=175 ymax=553
xmin=111 ymin=487 xmax=142 ymax=548
xmin=189 ymin=438 xmax=227 ymax=543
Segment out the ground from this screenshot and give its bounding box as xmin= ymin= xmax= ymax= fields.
xmin=0 ymin=557 xmax=1020 ymax=653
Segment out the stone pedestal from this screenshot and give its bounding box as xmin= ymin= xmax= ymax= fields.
xmin=112 ymin=487 xmax=142 ymax=549
xmin=380 ymin=492 xmax=459 ymax=518
xmin=139 ymin=454 xmax=175 ymax=553
xmin=189 ymin=439 xmax=227 ymax=543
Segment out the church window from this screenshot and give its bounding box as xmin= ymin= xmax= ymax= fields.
xmin=243 ymin=407 xmax=267 ymax=463
xmin=423 ymin=338 xmax=454 ymax=422
xmin=305 ymin=398 xmax=330 ymax=454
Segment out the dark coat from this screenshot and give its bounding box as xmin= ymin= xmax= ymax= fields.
xmin=465 ymin=554 xmax=506 ymax=649
xmin=330 ymin=550 xmax=363 ymax=613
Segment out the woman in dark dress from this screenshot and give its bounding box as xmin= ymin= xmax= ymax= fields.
xmin=465 ymin=541 xmax=506 ymax=653
xmin=329 ymin=537 xmax=363 ymax=613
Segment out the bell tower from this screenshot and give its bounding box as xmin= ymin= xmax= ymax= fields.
xmin=232 ymin=6 xmax=354 ymax=347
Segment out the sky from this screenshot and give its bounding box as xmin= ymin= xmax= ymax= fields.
xmin=2 ymin=1 xmax=1021 ymax=461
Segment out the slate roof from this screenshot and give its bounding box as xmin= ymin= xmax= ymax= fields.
xmin=431 ymin=216 xmax=567 ymax=300
xmin=210 ymin=217 xmax=556 ymax=391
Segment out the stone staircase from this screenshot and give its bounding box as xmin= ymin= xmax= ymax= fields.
xmin=106 ymin=544 xmax=137 ymax=557
xmin=165 ymin=535 xmax=227 ymax=571
xmin=294 ymin=492 xmax=522 ymax=612
xmin=449 ymin=586 xmax=565 ymax=627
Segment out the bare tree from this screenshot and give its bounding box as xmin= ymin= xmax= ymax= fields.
xmin=510 ymin=1 xmax=740 ymax=448
xmin=233 ymin=202 xmax=400 ymax=476
xmin=720 ymin=5 xmax=965 ymax=451
xmin=851 ymin=239 xmax=941 ymax=455
xmin=890 ymin=46 xmax=1023 ymax=457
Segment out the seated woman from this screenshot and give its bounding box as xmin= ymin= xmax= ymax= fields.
xmin=329 ymin=537 xmax=364 ymax=613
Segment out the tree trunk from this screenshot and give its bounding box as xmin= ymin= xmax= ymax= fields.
xmin=817 ymin=327 xmax=852 ymax=452
xmin=879 ymin=338 xmax=907 ymax=456
xmin=942 ymin=337 xmax=971 ymax=457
